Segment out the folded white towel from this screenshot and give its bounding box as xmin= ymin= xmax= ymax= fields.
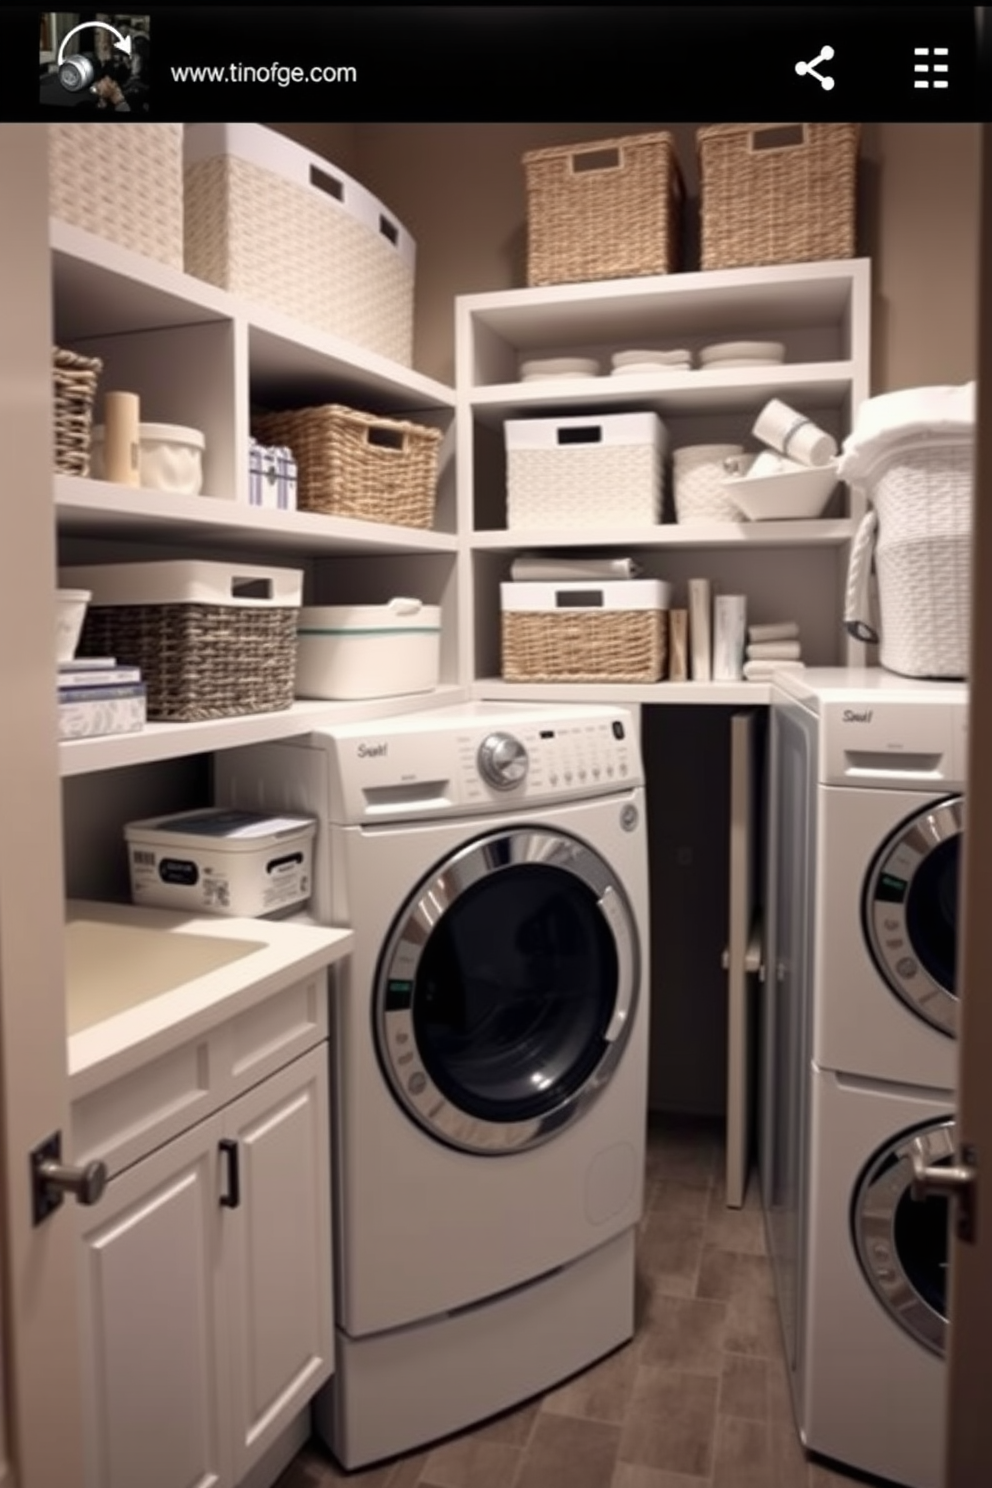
xmin=747 ymin=641 xmax=802 ymax=661
xmin=839 ymin=383 xmax=975 ymax=482
xmin=748 ymin=622 xmax=800 ymax=643
xmin=743 ymin=659 xmax=806 ymax=681
xmin=509 ymin=555 xmax=643 ymax=582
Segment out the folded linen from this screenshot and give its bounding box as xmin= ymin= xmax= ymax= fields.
xmin=743 ymin=659 xmax=806 ymax=681
xmin=509 ymin=555 xmax=643 ymax=582
xmin=748 ymin=621 xmax=800 ymax=643
xmin=838 ymin=383 xmax=975 ymax=482
xmin=746 ymin=641 xmax=802 ymax=661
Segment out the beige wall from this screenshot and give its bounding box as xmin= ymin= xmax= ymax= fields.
xmin=273 ymin=122 xmax=981 ymax=392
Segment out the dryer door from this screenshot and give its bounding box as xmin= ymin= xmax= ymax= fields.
xmin=374 ymin=826 xmax=639 ymax=1155
xmin=853 ymin=1118 xmax=955 ymax=1357
xmin=863 ymin=795 xmax=962 ymax=1036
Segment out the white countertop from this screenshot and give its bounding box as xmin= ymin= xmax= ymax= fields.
xmin=65 ymin=900 xmax=352 ymax=1090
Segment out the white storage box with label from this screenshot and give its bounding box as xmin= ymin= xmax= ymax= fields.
xmin=295 ymin=599 xmax=441 ymax=700
xmin=125 ymin=809 xmax=317 ymax=919
xmin=501 ymin=579 xmax=671 ymax=683
xmin=505 ymin=412 xmax=667 ymax=529
xmin=59 ymin=560 xmax=303 ymax=721
xmin=184 ymin=123 xmax=416 ymax=365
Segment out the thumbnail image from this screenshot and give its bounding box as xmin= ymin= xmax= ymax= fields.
xmin=39 ymin=12 xmax=151 ymax=115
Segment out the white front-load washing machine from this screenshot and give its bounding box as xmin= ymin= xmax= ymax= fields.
xmin=761 ymin=668 xmax=967 ymax=1488
xmin=217 ymin=703 xmax=650 ymax=1468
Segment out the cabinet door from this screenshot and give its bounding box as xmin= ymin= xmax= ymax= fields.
xmin=76 ymin=1119 xmax=231 ymax=1488
xmin=223 ymin=1045 xmax=333 ymax=1482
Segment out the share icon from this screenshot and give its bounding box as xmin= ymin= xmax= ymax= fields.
xmin=795 ymin=45 xmax=835 ymax=90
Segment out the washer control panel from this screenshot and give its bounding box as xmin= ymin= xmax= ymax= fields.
xmin=458 ymin=716 xmax=635 ymax=806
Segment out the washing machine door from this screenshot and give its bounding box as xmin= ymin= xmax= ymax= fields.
xmin=863 ymin=795 xmax=962 ymax=1036
xmin=853 ymin=1119 xmax=954 ymax=1357
xmin=374 ymin=826 xmax=639 ymax=1155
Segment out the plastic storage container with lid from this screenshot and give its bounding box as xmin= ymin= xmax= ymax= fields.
xmin=294 ymin=598 xmax=441 ymax=700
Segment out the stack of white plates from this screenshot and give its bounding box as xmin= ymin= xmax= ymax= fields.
xmin=699 ymin=340 xmax=786 ymax=369
xmin=519 ymin=356 xmax=600 ymax=381
xmin=611 ymin=348 xmax=692 ymax=375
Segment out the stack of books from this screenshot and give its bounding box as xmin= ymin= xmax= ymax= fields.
xmin=58 ymin=658 xmax=147 ymax=741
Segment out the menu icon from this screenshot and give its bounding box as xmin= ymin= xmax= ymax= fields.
xmin=914 ymin=47 xmax=949 ymax=88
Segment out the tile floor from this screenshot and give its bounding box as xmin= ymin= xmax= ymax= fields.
xmin=277 ymin=1116 xmax=880 ymax=1488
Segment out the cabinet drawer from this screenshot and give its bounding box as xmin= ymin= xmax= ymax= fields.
xmin=72 ymin=974 xmax=328 ymax=1177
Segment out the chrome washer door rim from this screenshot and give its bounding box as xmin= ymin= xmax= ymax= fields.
xmin=853 ymin=1119 xmax=954 ymax=1357
xmin=863 ymin=796 xmax=962 ymax=1037
xmin=375 ymin=827 xmax=639 ymax=1155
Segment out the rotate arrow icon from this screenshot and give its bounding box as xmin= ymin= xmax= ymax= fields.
xmin=57 ymin=21 xmax=133 ymax=67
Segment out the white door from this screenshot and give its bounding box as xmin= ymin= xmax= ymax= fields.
xmin=945 ymin=120 xmax=992 ymax=1486
xmin=76 ymin=1122 xmax=231 ymax=1488
xmin=223 ymin=1047 xmax=334 ymax=1483
xmin=0 ymin=127 xmax=88 ymax=1485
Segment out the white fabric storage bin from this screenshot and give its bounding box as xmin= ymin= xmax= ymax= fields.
xmin=295 ymin=599 xmax=441 ymax=700
xmin=500 ymin=579 xmax=671 ymax=683
xmin=125 ymin=809 xmax=316 ymax=918
xmin=91 ymin=423 xmax=206 ymax=495
xmin=49 ymin=123 xmax=183 ymax=269
xmin=673 ymin=444 xmax=749 ymax=523
xmin=184 ymin=123 xmax=416 ymax=366
xmin=505 ymin=412 xmax=667 ymax=528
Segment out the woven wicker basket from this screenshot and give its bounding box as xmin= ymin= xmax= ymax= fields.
xmin=698 ymin=123 xmax=859 ymax=271
xmin=502 ymin=610 xmax=667 ymax=683
xmin=252 ymin=405 xmax=441 ymax=530
xmin=79 ymin=604 xmax=299 ymax=722
xmin=49 ymin=124 xmax=184 ymax=269
xmin=53 ymin=347 xmax=102 ymax=476
xmin=524 ymin=132 xmax=682 ymax=287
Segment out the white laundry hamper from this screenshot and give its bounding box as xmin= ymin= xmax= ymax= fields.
xmin=842 ymin=387 xmax=975 ymax=680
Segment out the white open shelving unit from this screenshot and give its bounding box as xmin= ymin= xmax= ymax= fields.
xmin=52 ymin=219 xmax=464 ymax=780
xmin=456 ymin=258 xmax=872 ymax=705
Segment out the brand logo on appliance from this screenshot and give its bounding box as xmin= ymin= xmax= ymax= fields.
xmin=842 ymin=708 xmax=874 ymax=724
xmin=357 ymin=741 xmax=388 ymax=758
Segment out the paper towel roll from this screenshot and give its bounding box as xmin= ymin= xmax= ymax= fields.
xmin=753 ymin=398 xmax=837 ymax=467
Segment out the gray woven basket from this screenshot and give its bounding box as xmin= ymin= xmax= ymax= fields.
xmin=53 ymin=347 xmax=102 ymax=477
xmin=79 ymin=604 xmax=298 ymax=721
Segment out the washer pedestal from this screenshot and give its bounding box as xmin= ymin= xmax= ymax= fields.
xmin=316 ymin=1227 xmax=635 ymax=1470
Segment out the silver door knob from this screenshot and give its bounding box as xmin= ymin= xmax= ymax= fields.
xmin=37 ymin=1157 xmax=108 ymax=1208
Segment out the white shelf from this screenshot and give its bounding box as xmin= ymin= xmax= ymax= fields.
xmin=59 ymin=688 xmax=467 ymax=777
xmin=470 ymin=520 xmax=854 ymax=551
xmin=472 ymin=679 xmax=772 ymax=706
xmin=469 ymin=363 xmax=855 ymax=425
xmin=55 ymin=477 xmax=458 ymax=556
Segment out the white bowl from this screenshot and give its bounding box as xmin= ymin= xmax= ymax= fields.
xmin=518 ymin=357 xmax=600 ymax=380
xmin=699 ymin=340 xmax=786 ymax=365
xmin=57 ymin=589 xmax=91 ymax=663
xmin=723 ymin=461 xmax=839 ymax=521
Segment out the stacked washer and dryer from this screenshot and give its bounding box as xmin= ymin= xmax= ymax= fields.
xmin=217 ymin=702 xmax=651 ymax=1468
xmin=763 ymin=668 xmax=967 ymax=1488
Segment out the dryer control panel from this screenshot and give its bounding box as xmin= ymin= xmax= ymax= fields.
xmin=820 ymin=696 xmax=968 ymax=790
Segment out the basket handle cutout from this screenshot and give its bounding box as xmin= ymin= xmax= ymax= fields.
xmin=365 ymin=424 xmax=407 ymax=452
xmin=556 ymin=425 xmax=603 ymax=446
xmin=309 ymin=166 xmax=345 ymax=201
xmin=230 ymin=577 xmax=274 ymax=601
xmin=379 ymin=214 xmax=399 ymax=246
xmin=749 ymin=125 xmax=807 ymax=153
xmin=570 ymin=147 xmax=622 ymax=176
xmin=555 ymin=589 xmax=604 ymax=608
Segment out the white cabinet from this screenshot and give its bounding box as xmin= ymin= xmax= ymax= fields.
xmin=455 ymin=259 xmax=872 ymax=704
xmin=76 ymin=1044 xmax=332 ymax=1488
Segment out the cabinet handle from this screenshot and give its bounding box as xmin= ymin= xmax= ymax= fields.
xmin=219 ymin=1139 xmax=240 ymax=1209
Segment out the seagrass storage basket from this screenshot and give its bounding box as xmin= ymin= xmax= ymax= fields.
xmin=53 ymin=347 xmax=102 ymax=476
xmin=48 ymin=124 xmax=184 ymax=269
xmin=59 ymin=561 xmax=303 ymax=721
xmin=501 ymin=580 xmax=671 ymax=683
xmin=697 ymin=123 xmax=859 ymax=271
xmin=523 ymin=132 xmax=682 ymax=286
xmin=252 ymin=405 xmax=441 ymax=530
xmin=505 ymin=412 xmax=667 ymax=528
xmin=184 ymin=124 xmax=416 ymax=364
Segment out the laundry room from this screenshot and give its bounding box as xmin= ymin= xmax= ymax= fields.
xmin=4 ymin=37 xmax=990 ymax=1488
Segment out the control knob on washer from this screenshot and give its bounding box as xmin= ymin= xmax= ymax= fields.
xmin=477 ymin=732 xmax=529 ymax=790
